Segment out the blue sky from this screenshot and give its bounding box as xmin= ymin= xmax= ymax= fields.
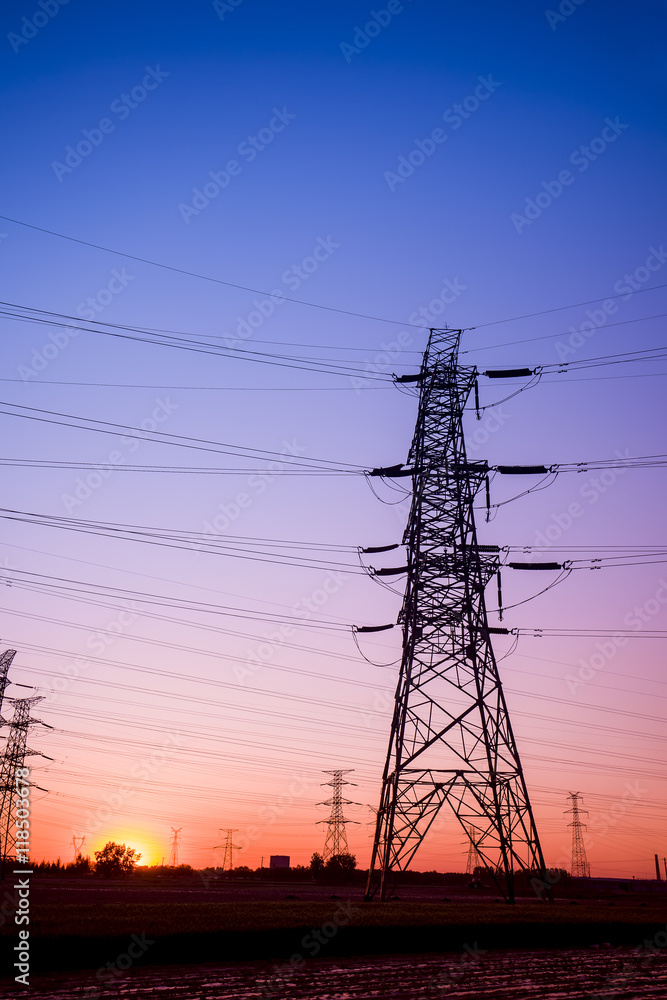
xmin=1 ymin=0 xmax=666 ymax=874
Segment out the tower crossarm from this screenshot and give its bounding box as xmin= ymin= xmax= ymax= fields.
xmin=365 ymin=330 xmax=548 ymax=903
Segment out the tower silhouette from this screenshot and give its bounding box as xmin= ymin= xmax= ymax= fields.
xmin=0 ymin=696 xmax=44 ymax=878
xmin=465 ymin=825 xmax=484 ymax=875
xmin=169 ymin=826 xmax=182 ymax=867
xmin=214 ymin=829 xmax=240 ymax=871
xmin=72 ymin=835 xmax=85 ymax=863
xmin=565 ymin=792 xmax=590 ymax=877
xmin=0 ymin=650 xmax=16 ymax=722
xmin=317 ymin=770 xmax=359 ymax=861
xmin=364 ymin=329 xmax=547 ymax=902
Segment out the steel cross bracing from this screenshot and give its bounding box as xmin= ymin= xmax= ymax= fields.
xmin=214 ymin=828 xmax=240 ymax=872
xmin=565 ymin=792 xmax=590 ymax=878
xmin=169 ymin=826 xmax=182 ymax=867
xmin=365 ymin=329 xmax=548 ymax=902
xmin=465 ymin=824 xmax=484 ymax=875
xmin=317 ymin=769 xmax=359 ymax=862
xmin=0 ymin=649 xmax=16 ymax=723
xmin=0 ymin=696 xmax=43 ymax=878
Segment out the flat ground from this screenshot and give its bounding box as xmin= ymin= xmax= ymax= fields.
xmin=21 ymin=873 xmax=667 ymax=904
xmin=2 ymin=877 xmax=666 ymax=974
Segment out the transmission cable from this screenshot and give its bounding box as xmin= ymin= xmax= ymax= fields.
xmin=0 ymin=218 xmax=423 ymax=327
xmin=0 ymin=399 xmax=366 ymax=472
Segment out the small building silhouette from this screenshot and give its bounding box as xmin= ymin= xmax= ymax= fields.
xmin=269 ymin=855 xmax=290 ymax=869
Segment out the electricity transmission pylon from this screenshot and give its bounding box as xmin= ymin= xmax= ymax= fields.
xmin=72 ymin=835 xmax=85 ymax=863
xmin=0 ymin=696 xmax=44 ymax=878
xmin=214 ymin=829 xmax=240 ymax=871
xmin=565 ymin=792 xmax=590 ymax=877
xmin=364 ymin=329 xmax=548 ymax=903
xmin=0 ymin=649 xmax=16 ymax=721
xmin=465 ymin=825 xmax=484 ymax=875
xmin=317 ymin=769 xmax=360 ymax=861
xmin=169 ymin=826 xmax=182 ymax=867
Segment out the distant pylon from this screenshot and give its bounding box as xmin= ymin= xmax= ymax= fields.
xmin=169 ymin=827 xmax=182 ymax=867
xmin=214 ymin=829 xmax=240 ymax=872
xmin=0 ymin=696 xmax=44 ymax=878
xmin=565 ymin=792 xmax=590 ymax=877
xmin=72 ymin=835 xmax=85 ymax=863
xmin=465 ymin=825 xmax=484 ymax=875
xmin=317 ymin=769 xmax=360 ymax=861
xmin=0 ymin=650 xmax=16 ymax=722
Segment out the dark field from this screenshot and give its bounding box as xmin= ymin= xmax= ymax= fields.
xmin=2 ymin=877 xmax=666 ymax=977
xmin=8 ymin=950 xmax=667 ymax=1000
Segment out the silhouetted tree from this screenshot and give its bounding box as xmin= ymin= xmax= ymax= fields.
xmin=67 ymin=853 xmax=92 ymax=874
xmin=94 ymin=842 xmax=142 ymax=878
xmin=325 ymin=852 xmax=357 ymax=872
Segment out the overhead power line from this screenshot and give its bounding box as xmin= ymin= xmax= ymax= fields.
xmin=0 ymin=379 xmax=390 ymax=391
xmin=462 ymin=312 xmax=667 ymax=356
xmin=0 ymin=507 xmax=365 ymax=574
xmin=0 ymin=399 xmax=366 ymax=472
xmin=1 ymin=565 xmax=352 ymax=629
xmin=1 ymin=214 xmax=665 ymax=336
xmin=0 ymin=218 xmax=418 ymax=327
xmin=466 ymin=284 xmax=667 ymax=330
xmin=0 ymin=303 xmax=400 ymax=379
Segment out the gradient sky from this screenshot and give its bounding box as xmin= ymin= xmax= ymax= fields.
xmin=1 ymin=0 xmax=666 ymax=877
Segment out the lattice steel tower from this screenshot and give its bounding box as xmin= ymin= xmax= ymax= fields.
xmin=317 ymin=769 xmax=359 ymax=861
xmin=465 ymin=825 xmax=484 ymax=875
xmin=72 ymin=835 xmax=85 ymax=863
xmin=565 ymin=792 xmax=590 ymax=877
xmin=0 ymin=696 xmax=43 ymax=878
xmin=0 ymin=649 xmax=16 ymax=722
xmin=365 ymin=329 xmax=547 ymax=902
xmin=169 ymin=826 xmax=182 ymax=867
xmin=215 ymin=828 xmax=240 ymax=871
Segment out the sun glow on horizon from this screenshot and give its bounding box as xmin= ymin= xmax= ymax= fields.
xmin=89 ymin=833 xmax=161 ymax=868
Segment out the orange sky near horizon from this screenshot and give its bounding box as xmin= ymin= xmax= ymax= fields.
xmin=2 ymin=0 xmax=666 ymax=886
